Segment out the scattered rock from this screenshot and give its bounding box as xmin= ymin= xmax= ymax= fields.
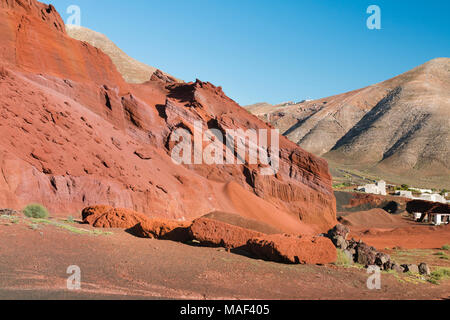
xmin=391 ymin=263 xmax=405 ymax=273
xmin=375 ymin=252 xmax=391 ymax=269
xmin=355 ymin=242 xmax=377 ymax=267
xmin=132 ymin=219 xmax=192 ymax=242
xmin=402 ymin=264 xmax=420 ymax=274
xmin=82 ymin=205 xmax=150 ymax=229
xmin=418 ymin=263 xmax=431 ymax=276
xmin=189 ymin=218 xmax=264 ymax=249
xmin=134 ymin=149 xmax=152 ymax=160
xmin=326 ymin=224 xmax=350 ymax=249
xmin=247 ymin=234 xmax=337 ymax=265
xmin=0 ymin=209 xmax=19 ymax=216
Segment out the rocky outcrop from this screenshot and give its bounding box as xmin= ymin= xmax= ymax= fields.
xmin=82 ymin=205 xmax=150 ymax=228
xmin=0 ymin=0 xmax=65 ymax=33
xmin=247 ymin=234 xmax=337 ymax=265
xmin=326 ymin=224 xmax=431 ymax=274
xmin=132 ymin=219 xmax=192 ymax=242
xmin=0 ymin=0 xmax=336 ymax=234
xmin=189 ymin=218 xmax=264 ymax=249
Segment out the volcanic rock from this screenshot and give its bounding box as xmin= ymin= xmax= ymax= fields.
xmin=326 ymin=224 xmax=350 ymax=249
xmin=391 ymin=263 xmax=405 ymax=273
xmin=418 ymin=263 xmax=431 ymax=276
xmin=189 ymin=218 xmax=264 ymax=250
xmin=82 ymin=205 xmax=150 ymax=228
xmin=402 ymin=264 xmax=420 ymax=274
xmin=355 ymin=242 xmax=377 ymax=266
xmin=132 ymin=219 xmax=192 ymax=242
xmin=246 ymin=234 xmax=337 ymax=265
xmin=0 ymin=0 xmax=336 ymax=235
xmin=375 ymin=252 xmax=391 ymax=269
xmin=0 ymin=209 xmax=19 ymax=216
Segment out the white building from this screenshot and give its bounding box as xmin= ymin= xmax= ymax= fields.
xmin=418 ymin=193 xmax=447 ymax=204
xmin=396 ymin=190 xmax=413 ymax=199
xmin=357 ymin=180 xmax=387 ymax=196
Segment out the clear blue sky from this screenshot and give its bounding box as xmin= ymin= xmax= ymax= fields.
xmin=49 ymin=0 xmax=449 ymax=106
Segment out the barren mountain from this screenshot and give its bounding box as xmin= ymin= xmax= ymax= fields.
xmin=0 ymin=0 xmax=336 ymax=233
xmin=66 ymin=25 xmax=178 ymax=84
xmin=247 ymin=59 xmax=450 ymax=188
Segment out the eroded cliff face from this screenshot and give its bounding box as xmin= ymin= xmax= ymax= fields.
xmin=0 ymin=0 xmax=336 ymax=233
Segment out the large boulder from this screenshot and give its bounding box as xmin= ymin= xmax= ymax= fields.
xmin=189 ymin=218 xmax=264 ymax=249
xmin=246 ymin=234 xmax=337 ymax=265
xmin=132 ymin=219 xmax=192 ymax=242
xmin=82 ymin=205 xmax=150 ymax=229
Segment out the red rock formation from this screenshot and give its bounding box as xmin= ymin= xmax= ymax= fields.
xmin=247 ymin=234 xmax=337 ymax=265
xmin=189 ymin=218 xmax=264 ymax=249
xmin=132 ymin=219 xmax=192 ymax=242
xmin=0 ymin=0 xmax=336 ymax=233
xmin=82 ymin=205 xmax=150 ymax=228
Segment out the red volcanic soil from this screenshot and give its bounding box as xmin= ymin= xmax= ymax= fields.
xmin=339 ymin=208 xmax=406 ymax=229
xmin=1 ymin=221 xmax=449 ymax=300
xmin=352 ymin=224 xmax=450 ymax=250
xmin=0 ymin=0 xmax=335 ymax=234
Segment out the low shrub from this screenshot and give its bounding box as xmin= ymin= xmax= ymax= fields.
xmin=23 ymin=204 xmax=49 ymax=219
xmin=428 ymin=268 xmax=450 ymax=285
xmin=334 ymin=249 xmax=353 ymax=267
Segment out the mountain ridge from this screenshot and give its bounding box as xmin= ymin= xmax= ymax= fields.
xmin=66 ymin=25 xmax=180 ymax=84
xmin=246 ymin=58 xmax=450 ymax=188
